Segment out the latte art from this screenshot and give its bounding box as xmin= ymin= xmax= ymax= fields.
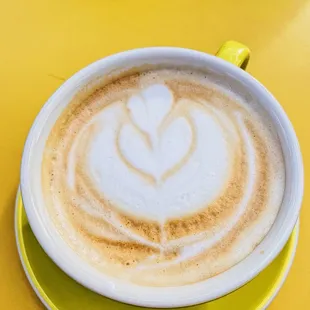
xmin=42 ymin=69 xmax=285 ymax=286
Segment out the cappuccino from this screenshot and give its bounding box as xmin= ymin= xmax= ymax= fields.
xmin=42 ymin=68 xmax=285 ymax=286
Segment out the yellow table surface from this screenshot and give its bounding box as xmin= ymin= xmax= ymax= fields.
xmin=0 ymin=0 xmax=309 ymax=309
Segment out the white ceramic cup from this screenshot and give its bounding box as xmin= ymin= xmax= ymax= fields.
xmin=20 ymin=44 xmax=303 ymax=308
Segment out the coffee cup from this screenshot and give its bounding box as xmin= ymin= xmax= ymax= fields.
xmin=20 ymin=41 xmax=303 ymax=307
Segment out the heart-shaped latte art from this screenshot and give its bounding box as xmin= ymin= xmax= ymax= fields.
xmin=118 ymin=84 xmax=193 ymax=182
xmin=83 ymin=83 xmax=231 ymax=220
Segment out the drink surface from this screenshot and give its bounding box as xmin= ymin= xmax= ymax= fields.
xmin=42 ymin=68 xmax=285 ymax=286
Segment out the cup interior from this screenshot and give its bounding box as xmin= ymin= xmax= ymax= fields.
xmin=20 ymin=47 xmax=303 ymax=308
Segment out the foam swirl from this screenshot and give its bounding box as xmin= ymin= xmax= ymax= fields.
xmin=42 ymin=69 xmax=285 ymax=286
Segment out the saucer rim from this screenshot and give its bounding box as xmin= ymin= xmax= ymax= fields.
xmin=15 ymin=190 xmax=299 ymax=310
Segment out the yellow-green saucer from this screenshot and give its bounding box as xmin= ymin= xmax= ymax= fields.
xmin=15 ymin=193 xmax=299 ymax=310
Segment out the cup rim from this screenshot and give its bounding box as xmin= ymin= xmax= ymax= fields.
xmin=20 ymin=47 xmax=304 ymax=308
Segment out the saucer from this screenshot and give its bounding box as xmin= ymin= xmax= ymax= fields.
xmin=15 ymin=192 xmax=299 ymax=309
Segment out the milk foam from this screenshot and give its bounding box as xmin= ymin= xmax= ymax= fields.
xmin=42 ymin=68 xmax=285 ymax=286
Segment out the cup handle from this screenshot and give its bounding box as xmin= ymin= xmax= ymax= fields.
xmin=216 ymin=41 xmax=250 ymax=70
